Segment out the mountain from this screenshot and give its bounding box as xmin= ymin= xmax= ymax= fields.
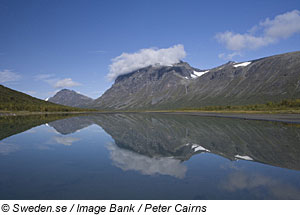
xmin=91 ymin=61 xmax=204 ymax=109
xmin=91 ymin=51 xmax=300 ymax=110
xmin=48 ymin=89 xmax=94 ymax=108
xmin=0 ymin=85 xmax=81 ymax=112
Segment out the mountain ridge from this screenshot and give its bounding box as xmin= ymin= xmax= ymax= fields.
xmin=90 ymin=51 xmax=300 ymax=110
xmin=2 ymin=51 xmax=300 ymax=111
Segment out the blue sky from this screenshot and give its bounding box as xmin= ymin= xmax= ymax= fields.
xmin=0 ymin=0 xmax=300 ymax=99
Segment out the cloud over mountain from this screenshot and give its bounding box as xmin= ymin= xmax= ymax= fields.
xmin=107 ymin=44 xmax=186 ymax=81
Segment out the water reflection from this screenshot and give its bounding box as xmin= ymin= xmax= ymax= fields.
xmin=1 ymin=113 xmax=300 ymax=199
xmin=47 ymin=113 xmax=300 ymax=171
xmin=221 ymin=171 xmax=300 ymax=199
xmin=0 ymin=141 xmax=19 ymax=155
xmin=53 ymin=136 xmax=80 ymax=146
xmin=107 ymin=142 xmax=187 ymax=178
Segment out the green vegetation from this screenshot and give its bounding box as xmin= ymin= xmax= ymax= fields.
xmin=176 ymin=99 xmax=300 ymax=113
xmin=0 ymin=114 xmax=77 ymax=141
xmin=0 ymin=85 xmax=88 ymax=112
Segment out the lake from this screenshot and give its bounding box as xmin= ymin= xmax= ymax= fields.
xmin=1 ymin=113 xmax=300 ymax=199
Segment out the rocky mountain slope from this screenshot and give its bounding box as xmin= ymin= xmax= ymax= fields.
xmin=91 ymin=61 xmax=204 ymax=110
xmin=48 ymin=89 xmax=94 ymax=108
xmin=91 ymin=51 xmax=300 ymax=110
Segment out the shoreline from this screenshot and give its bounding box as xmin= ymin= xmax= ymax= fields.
xmin=159 ymin=111 xmax=300 ymax=124
xmin=1 ymin=110 xmax=300 ymax=124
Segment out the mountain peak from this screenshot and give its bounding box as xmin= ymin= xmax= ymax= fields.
xmin=114 ymin=61 xmax=199 ymax=84
xmin=57 ymin=89 xmax=76 ymax=93
xmin=48 ymin=89 xmax=94 ymax=108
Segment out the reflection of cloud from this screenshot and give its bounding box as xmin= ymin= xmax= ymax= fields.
xmin=53 ymin=136 xmax=80 ymax=146
xmin=223 ymin=172 xmax=272 ymax=192
xmin=107 ymin=142 xmax=187 ymax=178
xmin=0 ymin=142 xmax=19 ymax=155
xmin=222 ymin=171 xmax=300 ymax=199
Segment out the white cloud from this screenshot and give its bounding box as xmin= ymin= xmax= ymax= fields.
xmin=0 ymin=70 xmax=21 ymax=83
xmin=216 ymin=31 xmax=274 ymax=51
xmin=34 ymin=73 xmax=58 ymax=86
xmin=107 ymin=44 xmax=186 ymax=81
xmin=218 ymin=52 xmax=241 ymax=60
xmin=216 ymin=10 xmax=300 ymax=52
xmin=54 ymin=78 xmax=81 ymax=88
xmin=34 ymin=74 xmax=81 ymax=89
xmin=34 ymin=74 xmax=55 ymax=81
xmin=261 ymin=10 xmax=300 ymax=39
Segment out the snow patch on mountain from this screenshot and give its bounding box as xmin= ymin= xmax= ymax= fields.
xmin=233 ymin=62 xmax=251 ymax=68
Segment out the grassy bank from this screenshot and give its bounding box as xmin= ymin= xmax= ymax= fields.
xmin=172 ymin=99 xmax=300 ymax=114
xmin=0 ymin=84 xmax=95 ymax=113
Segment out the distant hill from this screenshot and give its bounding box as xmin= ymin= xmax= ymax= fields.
xmin=0 ymin=85 xmax=82 ymax=112
xmin=48 ymin=89 xmax=94 ymax=108
xmin=90 ymin=51 xmax=300 ymax=110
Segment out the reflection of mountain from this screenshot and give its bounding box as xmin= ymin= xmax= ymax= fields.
xmin=96 ymin=114 xmax=203 ymax=161
xmin=0 ymin=114 xmax=76 ymax=141
xmin=49 ymin=113 xmax=300 ymax=171
xmin=48 ymin=116 xmax=94 ymax=134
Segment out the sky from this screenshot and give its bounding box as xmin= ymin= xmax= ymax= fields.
xmin=0 ymin=0 xmax=300 ymax=99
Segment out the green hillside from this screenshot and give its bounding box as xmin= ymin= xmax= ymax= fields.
xmin=0 ymin=85 xmax=83 ymax=112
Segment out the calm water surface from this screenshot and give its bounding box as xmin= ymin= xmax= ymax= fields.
xmin=0 ymin=113 xmax=300 ymax=199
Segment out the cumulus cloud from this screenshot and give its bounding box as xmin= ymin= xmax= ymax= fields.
xmin=107 ymin=44 xmax=186 ymax=81
xmin=54 ymin=78 xmax=81 ymax=88
xmin=216 ymin=10 xmax=300 ymax=54
xmin=0 ymin=70 xmax=21 ymax=83
xmin=261 ymin=10 xmax=300 ymax=39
